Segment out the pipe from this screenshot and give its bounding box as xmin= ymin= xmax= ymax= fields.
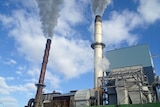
xmin=25 ymin=98 xmax=34 ymax=107
xmin=91 ymin=15 xmax=105 ymax=89
xmin=34 ymin=39 xmax=51 ymax=107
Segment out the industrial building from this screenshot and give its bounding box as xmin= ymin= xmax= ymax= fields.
xmin=25 ymin=15 xmax=160 ymax=107
xmin=39 ymin=44 xmax=160 ymax=107
xmin=101 ymin=44 xmax=160 ymax=105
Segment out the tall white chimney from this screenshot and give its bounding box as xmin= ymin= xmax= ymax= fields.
xmin=91 ymin=15 xmax=105 ymax=89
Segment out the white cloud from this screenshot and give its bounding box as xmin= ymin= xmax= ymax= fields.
xmin=27 ymin=66 xmax=61 ymax=89
xmin=16 ymin=70 xmax=22 ymax=75
xmin=55 ymin=0 xmax=89 ymax=38
xmin=6 ymin=77 xmax=15 ymax=81
xmin=0 ymin=97 xmax=18 ymax=107
xmin=16 ymin=66 xmax=26 ymax=75
xmin=50 ymin=36 xmax=93 ymax=79
xmin=0 ymin=77 xmax=36 ymax=94
xmin=60 ymin=0 xmax=85 ymax=25
xmin=0 ymin=0 xmax=92 ymax=82
xmin=7 ymin=10 xmax=46 ymax=64
xmin=0 ymin=14 xmax=13 ymax=28
xmin=138 ymin=0 xmax=160 ymax=24
xmin=45 ymin=71 xmax=61 ymax=89
xmin=3 ymin=58 xmax=17 ymax=65
xmin=27 ymin=67 xmax=41 ymax=78
xmin=0 ymin=77 xmax=9 ymax=94
xmin=101 ymin=0 xmax=160 ymax=50
xmin=21 ymin=0 xmax=37 ymax=9
xmin=0 ymin=76 xmax=36 ymax=106
xmin=102 ymin=10 xmax=139 ymax=49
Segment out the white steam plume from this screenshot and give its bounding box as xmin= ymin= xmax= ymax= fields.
xmin=96 ymin=57 xmax=110 ymax=72
xmin=36 ymin=0 xmax=64 ymax=38
xmin=90 ymin=0 xmax=111 ymax=16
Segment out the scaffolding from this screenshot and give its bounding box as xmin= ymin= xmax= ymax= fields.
xmin=100 ymin=65 xmax=154 ymax=105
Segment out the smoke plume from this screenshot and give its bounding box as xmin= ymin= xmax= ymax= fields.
xmin=90 ymin=0 xmax=111 ymax=16
xmin=96 ymin=57 xmax=110 ymax=72
xmin=36 ymin=0 xmax=64 ymax=38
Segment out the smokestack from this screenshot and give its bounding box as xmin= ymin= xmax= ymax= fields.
xmin=91 ymin=15 xmax=105 ymax=89
xmin=34 ymin=39 xmax=51 ymax=107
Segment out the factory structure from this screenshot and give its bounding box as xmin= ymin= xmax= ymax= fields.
xmin=25 ymin=15 xmax=160 ymax=107
xmin=39 ymin=45 xmax=160 ymax=107
xmin=102 ymin=44 xmax=160 ymax=105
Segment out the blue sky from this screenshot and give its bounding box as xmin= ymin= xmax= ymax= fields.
xmin=0 ymin=0 xmax=160 ymax=107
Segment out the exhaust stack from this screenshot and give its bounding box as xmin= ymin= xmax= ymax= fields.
xmin=91 ymin=15 xmax=105 ymax=89
xmin=34 ymin=39 xmax=51 ymax=107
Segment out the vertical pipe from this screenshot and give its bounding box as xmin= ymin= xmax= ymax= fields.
xmin=91 ymin=15 xmax=105 ymax=106
xmin=34 ymin=39 xmax=51 ymax=107
xmin=91 ymin=15 xmax=105 ymax=89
